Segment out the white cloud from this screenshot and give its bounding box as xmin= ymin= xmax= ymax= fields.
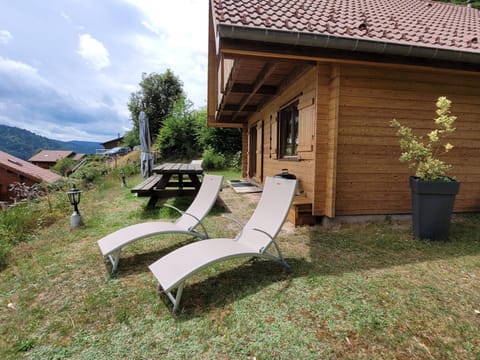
xmin=0 ymin=56 xmax=126 ymax=142
xmin=0 ymin=57 xmax=35 ymax=73
xmin=0 ymin=56 xmax=51 ymax=88
xmin=77 ymin=33 xmax=110 ymax=70
xmin=0 ymin=30 xmax=12 ymax=44
xmin=121 ymin=0 xmax=208 ymax=106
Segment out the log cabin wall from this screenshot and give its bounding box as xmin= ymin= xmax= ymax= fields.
xmin=248 ymin=66 xmax=322 ymax=201
xmin=334 ymin=63 xmax=480 ymax=216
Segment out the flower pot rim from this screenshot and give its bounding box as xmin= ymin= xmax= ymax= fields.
xmin=409 ymin=175 xmax=458 ymax=183
xmin=409 ymin=176 xmax=460 ymax=196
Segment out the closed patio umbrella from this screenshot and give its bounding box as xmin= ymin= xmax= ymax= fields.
xmin=139 ymin=111 xmax=153 ymax=178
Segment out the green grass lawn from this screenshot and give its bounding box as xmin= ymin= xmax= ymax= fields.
xmin=1 ymin=172 xmax=479 ymax=359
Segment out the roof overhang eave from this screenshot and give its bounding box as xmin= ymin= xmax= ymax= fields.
xmin=217 ymin=24 xmax=480 ymax=65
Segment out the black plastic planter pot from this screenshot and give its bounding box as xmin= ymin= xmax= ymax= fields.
xmin=409 ymin=176 xmax=460 ymax=240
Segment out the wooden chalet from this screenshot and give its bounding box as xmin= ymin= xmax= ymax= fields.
xmin=207 ymin=0 xmax=480 ymax=224
xmin=101 ymin=136 xmax=124 ymax=150
xmin=0 ymin=150 xmax=63 ymax=202
xmin=29 ymin=150 xmax=85 ymax=169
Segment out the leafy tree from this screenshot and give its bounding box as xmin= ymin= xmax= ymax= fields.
xmin=198 ymin=126 xmax=242 ymax=156
xmin=122 ymin=129 xmax=139 ymax=149
xmin=127 ymin=70 xmax=184 ymax=145
xmin=195 ymin=109 xmax=241 ymax=157
xmin=156 ymin=98 xmax=202 ymax=160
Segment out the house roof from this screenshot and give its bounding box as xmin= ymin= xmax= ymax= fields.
xmin=212 ymin=0 xmax=480 ymax=60
xmin=101 ymin=136 xmax=124 ymax=147
xmin=209 ymin=0 xmax=480 ymax=126
xmin=29 ymin=150 xmax=74 ymax=163
xmin=0 ymin=150 xmax=63 ymax=183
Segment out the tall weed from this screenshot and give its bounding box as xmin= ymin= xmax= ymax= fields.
xmin=0 ymin=192 xmax=69 ymax=268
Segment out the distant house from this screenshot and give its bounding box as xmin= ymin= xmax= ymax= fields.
xmin=208 ymin=0 xmax=480 ymax=220
xmin=29 ymin=150 xmax=86 ymax=169
xmin=101 ymin=136 xmax=124 ymax=151
xmin=0 ymin=150 xmax=63 ymax=202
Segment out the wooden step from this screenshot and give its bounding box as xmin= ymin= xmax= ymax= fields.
xmin=287 ymin=196 xmax=316 ymax=226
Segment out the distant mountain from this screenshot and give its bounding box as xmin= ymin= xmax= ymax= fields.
xmin=0 ymin=124 xmax=101 ymax=160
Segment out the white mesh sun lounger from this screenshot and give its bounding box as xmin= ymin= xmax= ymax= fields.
xmin=149 ymin=176 xmax=297 ymax=313
xmin=97 ymin=174 xmax=223 ymax=273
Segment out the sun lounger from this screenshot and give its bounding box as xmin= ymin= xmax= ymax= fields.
xmin=97 ymin=174 xmax=223 ymax=272
xmin=149 ymin=176 xmax=296 ymax=313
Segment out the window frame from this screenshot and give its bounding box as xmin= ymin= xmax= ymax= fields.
xmin=278 ymin=99 xmax=299 ymax=159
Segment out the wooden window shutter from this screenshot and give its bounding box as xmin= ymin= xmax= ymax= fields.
xmin=297 ymin=90 xmax=315 ymax=153
xmin=270 ymin=114 xmax=278 ymax=158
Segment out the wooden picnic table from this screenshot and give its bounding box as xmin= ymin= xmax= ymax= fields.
xmin=131 ymin=162 xmax=203 ymax=208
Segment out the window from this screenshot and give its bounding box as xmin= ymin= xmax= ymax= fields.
xmin=278 ymin=100 xmax=299 ymax=158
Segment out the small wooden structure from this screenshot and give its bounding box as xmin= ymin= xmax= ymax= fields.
xmin=207 ymin=0 xmax=480 ymax=223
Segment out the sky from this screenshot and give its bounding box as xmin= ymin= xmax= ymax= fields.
xmin=0 ymin=0 xmax=208 ymax=143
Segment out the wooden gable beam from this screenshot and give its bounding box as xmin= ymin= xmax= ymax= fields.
xmin=255 ymin=63 xmax=316 ymax=112
xmin=232 ymin=62 xmax=277 ymax=122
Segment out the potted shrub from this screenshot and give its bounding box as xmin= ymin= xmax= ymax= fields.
xmin=390 ymin=96 xmax=460 ymax=240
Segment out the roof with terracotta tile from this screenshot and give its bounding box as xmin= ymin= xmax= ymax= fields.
xmin=28 ymin=150 xmax=74 ymax=163
xmin=211 ymin=0 xmax=480 ymax=54
xmin=0 ymin=150 xmax=63 ymax=183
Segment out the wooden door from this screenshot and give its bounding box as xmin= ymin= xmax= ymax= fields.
xmin=249 ymin=125 xmax=257 ymax=178
xmin=256 ymin=121 xmax=264 ymax=182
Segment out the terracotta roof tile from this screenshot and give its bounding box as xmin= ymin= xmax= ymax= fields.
xmin=212 ymin=0 xmax=480 ymax=53
xmin=0 ymin=150 xmax=63 ymax=183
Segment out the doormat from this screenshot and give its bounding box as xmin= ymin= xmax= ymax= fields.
xmin=228 ymin=180 xmax=263 ymax=193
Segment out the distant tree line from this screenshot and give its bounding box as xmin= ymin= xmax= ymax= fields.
xmin=0 ymin=125 xmax=99 ymax=160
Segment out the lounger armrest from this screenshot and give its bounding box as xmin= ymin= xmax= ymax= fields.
xmin=252 ymin=228 xmax=274 ymax=253
xmin=164 ymin=204 xmax=209 ymax=238
xmin=252 ymin=228 xmax=275 ymax=245
xmin=163 ymin=203 xmax=184 ymax=216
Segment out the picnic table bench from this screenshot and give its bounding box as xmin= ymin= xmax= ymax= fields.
xmin=131 ymin=162 xmax=203 ymax=208
xmin=131 ymin=174 xmax=164 ymax=196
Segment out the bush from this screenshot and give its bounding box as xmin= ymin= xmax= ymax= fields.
xmin=156 ymin=98 xmax=202 ymax=160
xmin=229 ymin=151 xmax=242 ymax=171
xmin=70 ymin=160 xmax=109 ymax=184
xmin=52 ymin=157 xmax=77 ymax=176
xmin=202 ymin=147 xmax=226 ymax=170
xmin=197 ymin=126 xmax=241 ymax=157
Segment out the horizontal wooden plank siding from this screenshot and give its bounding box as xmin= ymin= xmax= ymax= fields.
xmin=335 ymin=64 xmax=480 ymax=215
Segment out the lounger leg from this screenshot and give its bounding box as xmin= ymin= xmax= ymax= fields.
xmin=166 ymin=282 xmax=185 ymax=314
xmin=270 ymin=241 xmax=291 ymax=271
xmin=107 ymin=249 xmax=121 ymax=273
xmin=254 ymin=228 xmax=290 ymax=271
